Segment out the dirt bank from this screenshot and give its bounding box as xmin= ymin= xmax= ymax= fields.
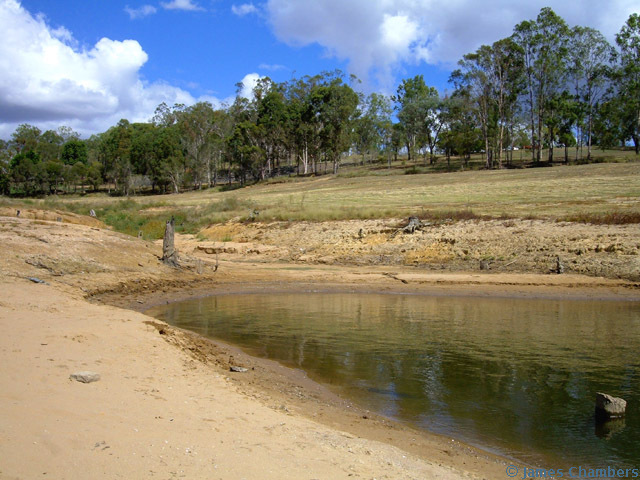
xmin=1 ymin=212 xmax=638 ymax=479
xmin=199 ymin=218 xmax=640 ymax=281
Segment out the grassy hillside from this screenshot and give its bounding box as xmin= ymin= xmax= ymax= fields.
xmin=2 ymin=161 xmax=639 ymax=240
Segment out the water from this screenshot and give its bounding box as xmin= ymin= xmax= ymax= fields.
xmin=147 ymin=293 xmax=640 ymax=468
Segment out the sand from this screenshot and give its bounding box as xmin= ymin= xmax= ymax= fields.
xmin=1 ymin=212 xmax=638 ymax=479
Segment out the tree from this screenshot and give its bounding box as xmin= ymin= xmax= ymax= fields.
xmin=10 ymin=124 xmax=41 ymax=154
xmin=284 ymin=75 xmax=320 ymax=174
xmin=37 ymin=130 xmax=64 ymax=163
xmin=0 ymin=140 xmax=11 ymax=195
xmin=452 ymin=38 xmax=523 ymax=168
xmin=153 ymin=125 xmax=185 ymax=194
xmin=44 ymin=160 xmax=64 ymax=194
xmin=568 ymin=26 xmax=614 ymax=160
xmin=614 ymin=13 xmax=640 ymax=154
xmin=395 ymin=75 xmax=441 ymax=164
xmin=177 ymin=102 xmax=221 ymax=188
xmin=227 ymin=120 xmax=263 ymax=184
xmin=61 ymin=138 xmax=88 ymax=165
xmin=354 ymin=93 xmax=393 ymax=165
xmin=513 ymin=8 xmax=570 ymax=162
xmin=100 ymin=120 xmax=133 ymax=195
xmin=313 ymin=72 xmax=359 ymax=174
xmin=152 ymin=103 xmax=187 ymax=193
xmin=254 ymin=77 xmax=288 ymax=178
xmin=10 ymin=150 xmax=45 ymax=195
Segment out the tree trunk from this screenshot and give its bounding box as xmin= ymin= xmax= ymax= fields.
xmin=162 ymin=217 xmax=180 ymax=267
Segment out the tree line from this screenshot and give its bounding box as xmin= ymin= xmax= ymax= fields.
xmin=1 ymin=9 xmax=638 ymax=196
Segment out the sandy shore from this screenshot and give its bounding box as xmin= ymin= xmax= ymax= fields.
xmin=1 ymin=213 xmax=638 ymax=479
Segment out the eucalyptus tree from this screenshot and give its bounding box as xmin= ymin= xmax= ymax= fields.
xmin=226 ymin=120 xmax=264 ymax=184
xmin=282 ymin=71 xmax=358 ymax=175
xmin=513 ymin=8 xmax=570 ymax=162
xmin=310 ymin=71 xmax=360 ymax=174
xmin=177 ymin=101 xmax=221 ymax=189
xmin=9 ymin=124 xmax=41 ymax=154
xmin=353 ymin=92 xmax=393 ymax=164
xmin=440 ymin=89 xmax=482 ymax=167
xmin=99 ymin=119 xmax=134 ymax=195
xmin=394 ymin=75 xmax=440 ymax=164
xmin=60 ymin=138 xmax=88 ymax=166
xmin=567 ymin=26 xmax=614 ymax=160
xmin=452 ymin=37 xmax=523 ymax=168
xmin=37 ymin=130 xmax=64 ymax=163
xmin=614 ymin=13 xmax=640 ymax=154
xmin=283 ymin=76 xmax=317 ymax=174
xmin=254 ymin=77 xmax=288 ymax=177
xmin=151 ymin=102 xmax=187 ymax=193
xmin=0 ymin=140 xmax=10 ymax=194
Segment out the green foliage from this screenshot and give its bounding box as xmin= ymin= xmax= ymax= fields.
xmin=613 ymin=13 xmax=640 ymax=154
xmin=61 ymin=139 xmax=88 ymax=165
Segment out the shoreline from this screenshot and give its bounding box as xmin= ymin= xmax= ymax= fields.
xmin=112 ymin=278 xmax=639 ymax=472
xmin=2 ymin=214 xmax=639 ymax=479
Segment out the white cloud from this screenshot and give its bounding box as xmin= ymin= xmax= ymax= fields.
xmin=232 ymin=3 xmax=258 ymax=16
xmin=124 ymin=5 xmax=157 ymax=20
xmin=258 ymin=63 xmax=287 ymax=71
xmin=238 ymin=73 xmax=265 ymax=99
xmin=160 ymin=0 xmax=204 ymax=11
xmin=265 ymin=0 xmax=638 ymax=89
xmin=0 ymin=0 xmax=210 ymax=138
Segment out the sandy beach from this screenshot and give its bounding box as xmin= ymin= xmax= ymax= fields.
xmin=1 ymin=212 xmax=638 ymax=479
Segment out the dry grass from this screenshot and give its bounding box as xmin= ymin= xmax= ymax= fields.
xmin=2 ymin=161 xmax=639 ymax=238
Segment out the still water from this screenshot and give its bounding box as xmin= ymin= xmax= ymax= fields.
xmin=147 ymin=293 xmax=640 ymax=468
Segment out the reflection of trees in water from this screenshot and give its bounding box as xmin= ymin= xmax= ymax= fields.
xmin=150 ymin=293 xmax=640 ymax=467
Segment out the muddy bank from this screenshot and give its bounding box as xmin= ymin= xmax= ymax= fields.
xmin=199 ymin=218 xmax=640 ymax=281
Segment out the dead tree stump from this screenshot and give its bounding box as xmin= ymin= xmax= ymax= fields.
xmin=162 ymin=216 xmax=179 ymax=267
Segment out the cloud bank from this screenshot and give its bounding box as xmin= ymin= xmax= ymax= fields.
xmin=0 ymin=0 xmax=215 ymax=137
xmin=265 ymin=0 xmax=638 ymax=88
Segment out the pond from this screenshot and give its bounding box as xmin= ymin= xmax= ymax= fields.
xmin=146 ymin=293 xmax=640 ymax=468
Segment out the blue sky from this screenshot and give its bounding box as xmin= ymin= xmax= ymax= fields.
xmin=0 ymin=0 xmax=637 ymax=138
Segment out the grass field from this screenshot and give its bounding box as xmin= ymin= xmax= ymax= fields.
xmin=2 ymin=158 xmax=639 ymax=240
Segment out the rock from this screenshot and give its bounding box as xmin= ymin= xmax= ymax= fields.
xmin=27 ymin=277 xmax=47 ymax=284
xmin=229 ymin=366 xmax=248 ymax=373
xmin=70 ymin=371 xmax=101 ymax=383
xmin=595 ymin=392 xmax=626 ymax=419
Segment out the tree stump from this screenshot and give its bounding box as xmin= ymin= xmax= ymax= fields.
xmin=162 ymin=217 xmax=179 ymax=267
xmin=404 ymin=216 xmax=422 ymax=234
xmin=554 ymin=256 xmax=564 ymax=274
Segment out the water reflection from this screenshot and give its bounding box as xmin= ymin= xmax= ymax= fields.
xmin=147 ymin=293 xmax=640 ymax=467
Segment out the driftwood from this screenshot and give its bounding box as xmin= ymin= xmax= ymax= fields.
xmin=162 ymin=217 xmax=180 ymax=267
xmin=391 ymin=216 xmax=430 ymax=238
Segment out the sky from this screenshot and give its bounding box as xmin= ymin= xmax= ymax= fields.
xmin=0 ymin=0 xmax=638 ymax=139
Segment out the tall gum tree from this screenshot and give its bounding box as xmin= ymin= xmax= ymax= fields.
xmin=615 ymin=13 xmax=640 ymax=154
xmin=568 ymin=26 xmax=614 ymax=160
xmin=513 ymin=8 xmax=569 ymax=162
